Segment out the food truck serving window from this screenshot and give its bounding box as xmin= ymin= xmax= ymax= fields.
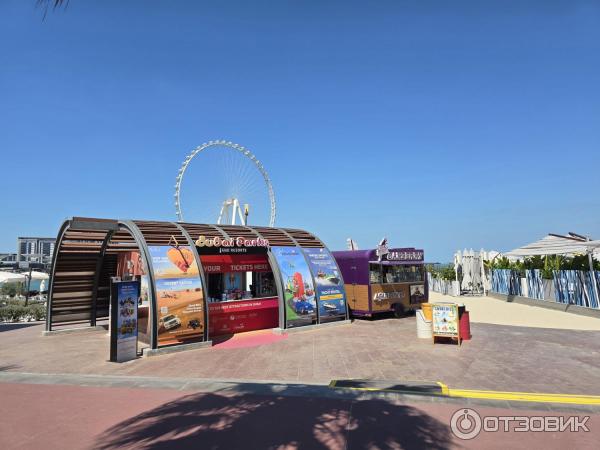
xmin=369 ymin=263 xmax=424 ymax=284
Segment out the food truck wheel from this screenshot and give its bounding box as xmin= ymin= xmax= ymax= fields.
xmin=393 ymin=303 xmax=406 ymax=318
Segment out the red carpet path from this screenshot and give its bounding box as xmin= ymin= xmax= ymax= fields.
xmin=0 ymin=382 xmax=598 ymax=450
xmin=211 ymin=329 xmax=288 ymax=349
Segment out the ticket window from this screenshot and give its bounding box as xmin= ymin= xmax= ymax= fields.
xmin=206 ymin=270 xmax=277 ymax=302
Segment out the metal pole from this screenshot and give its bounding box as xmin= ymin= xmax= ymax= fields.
xmin=587 ymin=237 xmax=600 ymax=308
xmin=25 ymin=267 xmax=32 ymax=306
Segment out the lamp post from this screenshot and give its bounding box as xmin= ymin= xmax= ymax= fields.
xmin=586 ymin=237 xmax=600 ymax=307
xmin=244 ymin=204 xmax=249 ymax=226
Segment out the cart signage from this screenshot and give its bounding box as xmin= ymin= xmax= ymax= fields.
xmin=384 ymin=250 xmax=424 ymax=262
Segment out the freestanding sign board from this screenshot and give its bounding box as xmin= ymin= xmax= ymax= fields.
xmin=432 ymin=302 xmax=461 ymax=346
xmin=110 ymin=280 xmax=140 ymax=362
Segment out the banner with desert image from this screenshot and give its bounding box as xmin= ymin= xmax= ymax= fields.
xmin=149 ymin=243 xmax=205 ymax=346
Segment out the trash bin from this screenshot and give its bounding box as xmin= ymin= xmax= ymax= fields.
xmin=421 ymin=303 xmax=433 ymax=321
xmin=416 ymin=309 xmax=433 ymax=339
xmin=459 ymin=310 xmax=471 ymax=340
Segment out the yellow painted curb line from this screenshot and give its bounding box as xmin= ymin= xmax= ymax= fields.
xmin=437 ymin=381 xmax=449 ymax=396
xmin=447 ymin=388 xmax=600 ymax=405
xmin=329 ymin=379 xmax=600 ymax=405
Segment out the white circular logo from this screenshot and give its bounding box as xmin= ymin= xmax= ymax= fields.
xmin=450 ymin=408 xmax=482 ymax=440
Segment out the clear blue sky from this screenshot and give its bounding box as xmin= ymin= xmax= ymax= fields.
xmin=1 ymin=1 xmax=599 ymax=262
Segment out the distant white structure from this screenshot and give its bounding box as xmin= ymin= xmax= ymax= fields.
xmin=454 ymin=249 xmax=499 ymax=295
xmin=346 ymin=238 xmax=359 ymax=250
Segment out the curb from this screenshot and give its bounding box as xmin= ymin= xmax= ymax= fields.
xmin=329 ymin=379 xmax=600 ymax=406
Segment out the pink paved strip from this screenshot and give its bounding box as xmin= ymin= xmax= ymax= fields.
xmin=1 ymin=383 xmax=599 ymax=449
xmin=212 ymin=329 xmax=288 ymax=349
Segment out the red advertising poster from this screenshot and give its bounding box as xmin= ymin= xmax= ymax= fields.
xmin=209 ymin=297 xmax=279 ymax=336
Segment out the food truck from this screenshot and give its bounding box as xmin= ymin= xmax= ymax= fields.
xmin=332 ymin=246 xmax=427 ymax=317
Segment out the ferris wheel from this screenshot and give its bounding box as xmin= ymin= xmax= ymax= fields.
xmin=174 ymin=140 xmax=276 ymax=227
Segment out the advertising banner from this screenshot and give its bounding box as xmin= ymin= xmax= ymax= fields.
xmin=208 ymin=297 xmax=279 ymax=336
xmin=302 ymin=248 xmax=347 ymax=322
xmin=271 ymin=246 xmax=317 ymax=328
xmin=149 ymin=245 xmax=205 ymax=346
xmin=432 ymin=303 xmax=459 ymax=338
xmin=110 ymin=280 xmax=139 ymax=362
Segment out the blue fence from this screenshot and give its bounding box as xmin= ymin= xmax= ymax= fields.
xmin=491 ymin=269 xmax=522 ymax=296
xmin=553 ymin=270 xmax=600 ymax=309
xmin=491 ymin=269 xmax=600 ymax=309
xmin=525 ymin=269 xmax=544 ymax=300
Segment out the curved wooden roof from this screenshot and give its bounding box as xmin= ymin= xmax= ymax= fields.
xmin=47 ymin=217 xmax=325 ymax=330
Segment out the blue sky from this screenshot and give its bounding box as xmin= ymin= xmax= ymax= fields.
xmin=1 ymin=1 xmax=599 ymax=262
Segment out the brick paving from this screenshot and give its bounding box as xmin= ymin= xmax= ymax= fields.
xmin=2 ymin=317 xmax=600 ymax=395
xmin=1 ymin=381 xmax=598 ymax=450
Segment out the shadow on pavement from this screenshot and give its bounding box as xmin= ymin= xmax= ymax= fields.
xmin=0 ymin=323 xmax=40 ymax=332
xmin=93 ymin=388 xmax=451 ymax=449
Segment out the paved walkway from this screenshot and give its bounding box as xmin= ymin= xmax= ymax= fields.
xmin=0 ymin=378 xmax=598 ymax=449
xmin=2 ymin=309 xmax=600 ymax=395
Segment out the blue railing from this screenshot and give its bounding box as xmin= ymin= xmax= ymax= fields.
xmin=491 ymin=269 xmax=600 ymax=309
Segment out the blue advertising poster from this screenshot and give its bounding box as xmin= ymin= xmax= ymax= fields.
xmin=115 ymin=281 xmax=138 ymax=362
xmin=302 ymin=248 xmax=347 ymax=322
xmin=271 ymin=246 xmax=317 ymax=328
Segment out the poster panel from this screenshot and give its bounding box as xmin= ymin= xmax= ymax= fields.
xmin=432 ymin=303 xmax=459 ymax=337
xmin=149 ymin=245 xmax=205 ymax=346
xmin=410 ymin=284 xmax=426 ymax=304
xmin=302 ymin=248 xmax=347 ymax=322
xmin=271 ymin=246 xmax=317 ymax=328
xmin=111 ymin=280 xmax=139 ymax=362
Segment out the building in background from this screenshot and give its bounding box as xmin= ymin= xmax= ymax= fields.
xmin=0 ymin=253 xmax=18 ymax=269
xmin=17 ymin=237 xmax=55 ymax=268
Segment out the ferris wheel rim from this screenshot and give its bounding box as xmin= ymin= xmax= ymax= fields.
xmin=174 ymin=140 xmax=276 ymax=227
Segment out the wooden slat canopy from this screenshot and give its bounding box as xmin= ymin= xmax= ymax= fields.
xmin=47 ymin=217 xmax=327 ymax=332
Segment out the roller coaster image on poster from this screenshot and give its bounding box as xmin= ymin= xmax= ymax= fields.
xmin=270 ymin=246 xmax=317 ymax=328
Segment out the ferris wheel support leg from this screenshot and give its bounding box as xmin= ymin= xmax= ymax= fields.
xmin=234 ymin=199 xmax=246 ymax=226
xmin=217 ymin=201 xmax=227 ymax=225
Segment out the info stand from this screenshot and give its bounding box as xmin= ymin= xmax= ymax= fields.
xmin=110 ymin=279 xmax=140 ymax=362
xmin=432 ymin=303 xmax=461 ymax=347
